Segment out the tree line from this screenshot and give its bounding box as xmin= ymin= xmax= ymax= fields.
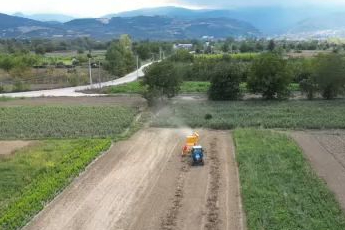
xmin=1 ymin=36 xmax=344 ymax=96
xmin=187 ymin=38 xmax=345 ymax=54
xmin=142 ymin=49 xmax=345 ymax=102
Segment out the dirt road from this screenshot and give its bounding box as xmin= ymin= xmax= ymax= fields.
xmin=24 ymin=128 xmax=244 ymax=230
xmin=292 ymin=131 xmax=345 ymax=210
xmin=0 ymin=63 xmax=151 ymax=98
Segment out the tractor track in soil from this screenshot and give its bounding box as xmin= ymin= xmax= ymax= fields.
xmin=24 ymin=128 xmax=244 ymax=230
xmin=160 ymin=162 xmax=190 ymax=230
xmin=204 ymin=137 xmax=221 ymax=230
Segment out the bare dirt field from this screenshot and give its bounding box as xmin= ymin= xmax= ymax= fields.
xmin=0 ymin=141 xmax=33 ymax=156
xmin=292 ymin=131 xmax=345 ymax=210
xmin=23 ymin=128 xmax=244 ymax=230
xmin=0 ymin=96 xmax=146 ymax=108
xmin=286 ymin=50 xmax=331 ymax=58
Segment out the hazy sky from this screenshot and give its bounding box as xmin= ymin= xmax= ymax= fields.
xmin=2 ymin=0 xmax=345 ymax=17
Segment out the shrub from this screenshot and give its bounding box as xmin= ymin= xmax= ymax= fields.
xmin=77 ymin=48 xmax=85 ymax=54
xmin=174 ymin=62 xmax=193 ymax=80
xmin=204 ymin=114 xmax=213 ymax=120
xmin=169 ymin=49 xmax=194 ymax=63
xmin=67 ymin=74 xmax=79 ymax=87
xmin=247 ymin=53 xmax=292 ymax=99
xmin=0 ymin=55 xmax=15 ymax=72
xmin=289 ymin=58 xmax=314 ymax=83
xmin=35 ymin=44 xmax=46 ymax=55
xmin=189 ymin=58 xmax=217 ymax=81
xmin=208 ymin=62 xmax=242 ymax=101
xmin=12 ymin=81 xmax=30 ymax=92
xmin=314 ymin=53 xmax=345 ymax=100
xmin=300 ymin=78 xmax=317 ymax=100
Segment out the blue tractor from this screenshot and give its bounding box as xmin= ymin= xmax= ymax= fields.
xmin=191 ymin=146 xmax=205 ymax=166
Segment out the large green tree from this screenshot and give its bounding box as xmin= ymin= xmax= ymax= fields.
xmin=169 ymin=49 xmax=194 ymax=63
xmin=133 ymin=43 xmax=151 ymax=60
xmin=208 ymin=62 xmax=243 ymax=101
xmin=105 ymin=35 xmax=136 ymax=76
xmin=142 ymin=61 xmax=182 ymax=104
xmin=247 ymin=53 xmax=292 ymax=99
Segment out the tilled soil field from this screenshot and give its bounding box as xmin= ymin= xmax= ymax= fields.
xmin=292 ymin=131 xmax=345 ymax=210
xmin=0 ymin=141 xmax=33 ymax=155
xmin=23 ymin=128 xmax=244 ymax=230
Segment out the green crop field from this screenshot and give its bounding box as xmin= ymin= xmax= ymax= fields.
xmin=102 ymin=81 xmax=147 ymax=94
xmin=0 ymin=139 xmax=111 ymax=230
xmin=152 ymin=99 xmax=345 ymax=129
xmin=195 ymin=53 xmax=259 ymax=61
xmin=0 ymin=97 xmax=18 ymax=102
xmin=0 ymin=106 xmax=137 ymax=139
xmin=233 ymin=129 xmax=345 ymax=230
xmin=179 ymin=81 xmax=210 ymax=93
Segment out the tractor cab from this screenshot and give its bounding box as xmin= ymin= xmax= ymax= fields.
xmin=191 ymin=146 xmax=204 ymax=166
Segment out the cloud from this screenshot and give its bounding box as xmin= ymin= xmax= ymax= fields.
xmin=2 ymin=0 xmax=345 ymax=17
xmin=1 ymin=0 xmax=180 ymax=17
xmin=174 ymin=0 xmax=345 ymax=8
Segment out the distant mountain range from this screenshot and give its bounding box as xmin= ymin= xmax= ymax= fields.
xmin=105 ymin=6 xmax=345 ymax=35
xmin=290 ymin=13 xmax=345 ymax=33
xmin=1 ymin=6 xmax=345 ymax=40
xmin=280 ymin=13 xmax=345 ymax=39
xmin=0 ymin=13 xmax=260 ymax=40
xmin=0 ymin=13 xmax=65 ymax=38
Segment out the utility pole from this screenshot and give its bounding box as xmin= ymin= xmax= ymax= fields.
xmin=98 ymin=61 xmax=101 ymax=89
xmin=159 ymin=47 xmax=162 ymax=61
xmin=88 ymin=58 xmax=93 ymax=87
xmin=136 ymin=55 xmax=139 ymax=78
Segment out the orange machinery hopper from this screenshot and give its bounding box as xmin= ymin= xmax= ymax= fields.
xmin=182 ymin=132 xmax=199 ymax=156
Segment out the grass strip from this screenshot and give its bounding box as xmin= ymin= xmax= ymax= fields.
xmin=100 ymin=81 xmax=299 ymax=95
xmin=101 ymin=81 xmax=210 ymax=94
xmin=233 ymin=129 xmax=345 ymax=230
xmin=102 ymin=81 xmax=147 ymax=94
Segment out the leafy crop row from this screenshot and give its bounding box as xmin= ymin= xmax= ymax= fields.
xmin=152 ymin=99 xmax=345 ymax=129
xmin=0 ymin=106 xmax=137 ymax=139
xmin=234 ymin=129 xmax=345 ymax=229
xmin=0 ymin=139 xmax=111 ymax=230
xmin=195 ymin=53 xmax=259 ymax=62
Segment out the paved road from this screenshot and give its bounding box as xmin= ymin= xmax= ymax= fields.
xmin=0 ymin=62 xmax=152 ymax=98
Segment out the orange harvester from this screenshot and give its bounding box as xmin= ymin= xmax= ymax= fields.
xmin=182 ymin=132 xmax=199 ymax=156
